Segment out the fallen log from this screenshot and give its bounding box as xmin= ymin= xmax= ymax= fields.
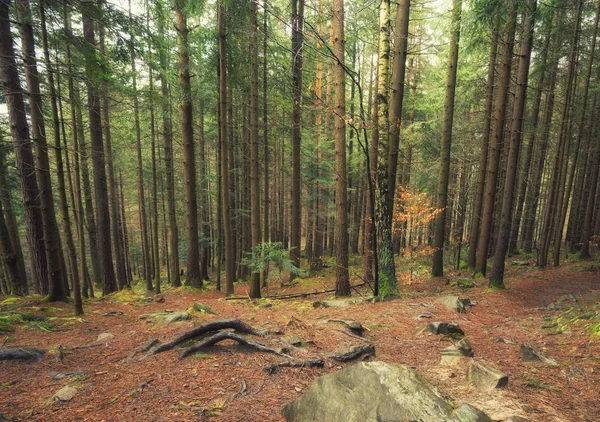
xmin=330 ymin=344 xmax=375 ymax=362
xmin=152 ymin=319 xmax=267 ymax=355
xmin=265 ymin=359 xmax=324 ymax=374
xmin=179 ymin=331 xmax=289 ymax=359
xmin=0 ymin=347 xmax=45 ymax=361
xmin=224 ymin=283 xmax=367 ymax=301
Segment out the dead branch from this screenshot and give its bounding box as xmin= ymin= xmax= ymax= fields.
xmin=224 ymin=283 xmax=366 ymax=301
xmin=331 ymin=328 xmax=372 ymax=342
xmin=152 ymin=319 xmax=267 ymax=355
xmin=330 ymin=344 xmax=375 ymax=362
xmin=265 ymin=359 xmax=324 ymax=374
xmin=179 ymin=331 xmax=290 ymax=359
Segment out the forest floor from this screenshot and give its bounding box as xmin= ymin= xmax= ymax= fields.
xmin=1 ymin=255 xmax=599 ymax=421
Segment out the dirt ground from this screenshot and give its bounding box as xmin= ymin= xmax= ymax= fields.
xmin=1 ymin=259 xmax=599 ymax=421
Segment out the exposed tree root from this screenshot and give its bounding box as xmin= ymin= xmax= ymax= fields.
xmin=265 ymin=359 xmax=324 ymax=374
xmin=127 ymin=338 xmax=159 ymax=362
xmin=330 ymin=344 xmax=375 ymax=362
xmin=152 ymin=319 xmax=267 ymax=355
xmin=179 ymin=331 xmax=289 ymax=359
xmin=0 ymin=347 xmax=45 ymax=361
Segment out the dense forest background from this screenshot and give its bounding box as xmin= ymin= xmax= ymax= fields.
xmin=1 ymin=0 xmax=599 ymax=315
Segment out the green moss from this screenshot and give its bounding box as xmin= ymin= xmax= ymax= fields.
xmin=1 ymin=297 xmax=22 ymax=305
xmin=525 ymin=377 xmax=561 ymax=391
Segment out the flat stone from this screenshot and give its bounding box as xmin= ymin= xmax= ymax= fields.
xmin=467 ymin=361 xmax=508 ymax=391
xmin=282 ymin=361 xmax=491 ymax=422
xmin=160 ymin=312 xmax=191 ymax=324
xmin=520 ymin=343 xmax=559 ymax=367
xmin=283 ymin=335 xmax=305 ymax=347
xmin=97 ymin=333 xmax=114 ymax=342
xmin=52 ymin=386 xmax=77 ymax=402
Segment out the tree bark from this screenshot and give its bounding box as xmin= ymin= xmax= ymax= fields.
xmin=432 ymin=0 xmax=462 ymax=277
xmin=82 ymin=9 xmax=117 ymax=295
xmin=475 ymin=3 xmax=517 ymax=276
xmin=489 ymin=0 xmax=536 ymax=287
xmin=387 ymin=0 xmax=411 ymax=208
xmin=467 ymin=27 xmax=498 ymax=268
xmin=16 ymin=0 xmax=68 ymax=300
xmin=40 ymin=0 xmax=82 ymax=313
xmin=332 ymin=0 xmax=350 ymax=296
xmin=250 ymin=0 xmax=262 ymax=298
xmin=219 ymin=0 xmax=235 ymax=295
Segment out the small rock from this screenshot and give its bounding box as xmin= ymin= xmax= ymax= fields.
xmin=467 ymin=361 xmax=508 ymax=390
xmin=493 ymin=337 xmax=515 ymax=345
xmin=328 ymin=319 xmax=363 ymax=336
xmin=417 ymin=322 xmax=465 ymax=338
xmin=453 ymin=404 xmax=493 ymax=422
xmin=520 ymin=343 xmax=559 ymax=367
xmin=503 ymin=417 xmax=529 ymax=422
xmin=283 ymin=335 xmax=305 ymax=347
xmin=416 ymin=312 xmax=433 ymax=320
xmin=97 ymin=333 xmax=115 ymax=342
xmin=52 ymin=386 xmax=77 ymax=402
xmin=190 ymin=303 xmax=217 ymax=314
xmin=437 ymin=295 xmax=472 ymax=313
xmin=441 ymin=339 xmax=473 ymax=365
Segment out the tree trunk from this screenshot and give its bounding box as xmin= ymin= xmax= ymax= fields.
xmin=101 ymin=3 xmax=127 ymax=291
xmin=332 ymin=0 xmax=349 ymax=296
xmin=249 ymin=0 xmax=262 ymax=298
xmin=40 ymin=0 xmax=82 ymax=313
xmin=489 ymin=0 xmax=536 ymax=287
xmin=219 ymin=0 xmax=235 ymax=295
xmin=387 ymin=0 xmax=411 ymax=208
xmin=475 ymin=3 xmax=517 ymax=276
xmin=467 ymin=27 xmax=498 ymax=268
xmin=16 ymin=0 xmax=68 ymax=301
xmin=290 ymin=0 xmax=305 ymax=272
xmin=82 ymin=10 xmax=117 ymax=295
xmin=432 ymin=0 xmax=462 ymax=277
xmin=375 ymin=0 xmax=398 ymax=298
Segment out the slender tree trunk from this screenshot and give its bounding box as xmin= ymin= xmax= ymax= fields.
xmin=552 ymin=0 xmax=599 ymax=266
xmin=332 ymin=0 xmax=349 ymax=296
xmin=249 ymin=0 xmax=262 ymax=298
xmin=581 ymin=122 xmax=600 ymax=258
xmin=40 ymin=0 xmax=82 ymax=312
xmin=375 ymin=0 xmax=398 ymax=298
xmin=198 ymin=106 xmax=210 ymax=282
xmin=290 ymin=0 xmax=305 ymax=272
xmin=148 ymin=20 xmax=161 ymax=294
xmin=432 ymin=0 xmax=462 ymax=277
xmin=156 ymin=2 xmax=180 ymax=287
xmin=219 ymin=0 xmax=235 ymax=295
xmin=468 ymin=27 xmax=498 ymax=268
xmin=387 ymin=0 xmax=411 ymax=208
xmin=475 ymin=3 xmax=517 ymax=275
xmin=312 ymin=21 xmax=325 ymax=269
xmin=16 ymin=0 xmax=68 ymax=300
xmin=101 ymin=4 xmax=127 ymax=291
xmin=509 ymin=19 xmax=551 ymax=254
xmin=82 ymin=10 xmax=117 ymax=295
xmin=129 ymin=0 xmax=153 ymax=290
xmin=539 ymin=1 xmax=582 ymax=267
xmin=489 ymin=0 xmax=536 ymax=287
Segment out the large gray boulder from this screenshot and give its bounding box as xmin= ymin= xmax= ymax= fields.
xmin=282 ymin=361 xmax=491 ymax=422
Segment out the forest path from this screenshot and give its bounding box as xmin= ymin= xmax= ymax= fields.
xmin=0 ymin=259 xmax=599 ymax=421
